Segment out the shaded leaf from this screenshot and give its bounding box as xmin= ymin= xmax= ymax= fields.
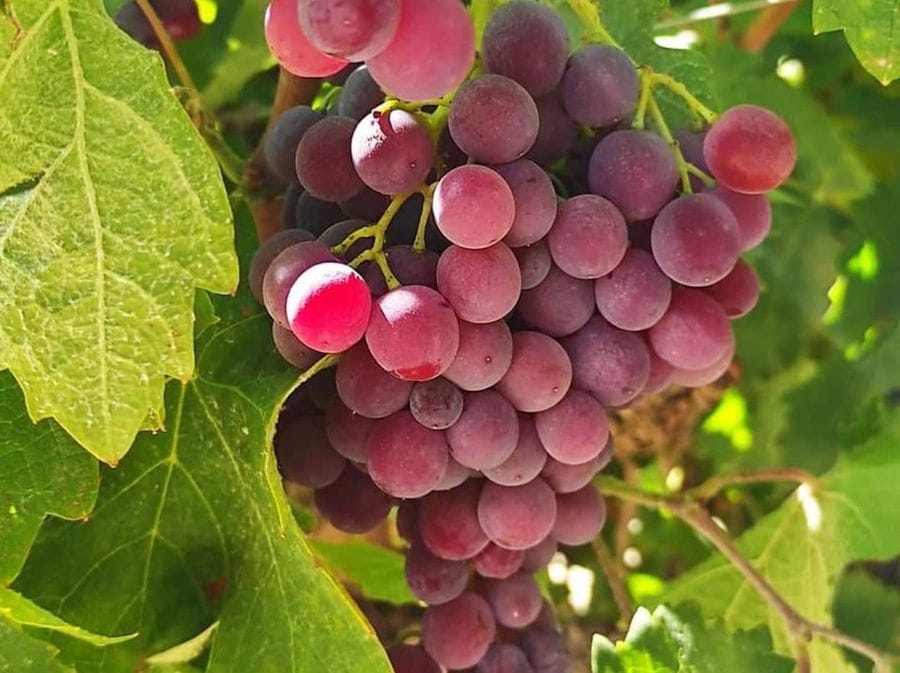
xmin=813 ymin=0 xmax=900 ymax=85
xmin=0 ymin=619 xmax=72 ymax=673
xmin=0 ymin=0 xmax=238 ymax=464
xmin=833 ymin=568 xmax=900 ymax=673
xmin=310 ymin=539 xmax=417 ymax=606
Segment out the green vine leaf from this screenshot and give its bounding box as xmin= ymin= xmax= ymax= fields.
xmin=661 ymin=425 xmax=900 ymax=671
xmin=0 ymin=619 xmax=72 ymax=673
xmin=592 ymin=604 xmax=793 ymax=673
xmin=0 ymin=0 xmax=238 ymax=465
xmin=0 ymin=371 xmax=98 ymax=583
xmin=310 ymin=539 xmax=417 ymax=606
xmin=13 ymin=304 xmax=391 ymax=673
xmin=813 ymin=0 xmax=900 ymax=85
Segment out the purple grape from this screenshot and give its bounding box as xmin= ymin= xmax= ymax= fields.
xmin=335 ymin=342 xmax=412 ymax=418
xmin=552 ymin=486 xmax=606 ymax=546
xmin=486 ymin=573 xmax=543 ymax=628
xmin=535 ymin=390 xmax=609 ymax=466
xmin=541 ymin=454 xmax=604 ymax=494
xmin=521 ymin=628 xmax=570 ymax=673
xmin=517 ymin=265 xmax=596 ymax=338
xmin=643 ymin=348 xmax=676 ymax=395
xmin=314 ymin=466 xmax=393 ymax=533
xmin=474 ymin=543 xmax=525 ymax=579
xmin=395 ymin=499 xmax=419 ymax=541
xmin=444 ymin=320 xmax=514 ymax=392
xmin=449 ymin=74 xmax=539 ymax=164
xmin=324 ymin=397 xmax=374 ymax=462
xmin=447 ymin=390 xmax=520 ymax=470
xmin=483 ymin=414 xmax=548 ymax=487
xmin=478 ymin=479 xmax=557 ymax=550
xmin=262 ymin=241 xmax=338 ymax=327
xmin=496 ymin=332 xmax=572 ymax=413
xmin=296 ymin=191 xmax=345 ymax=236
xmin=318 ymin=218 xmax=373 ymax=262
xmin=671 ymin=337 xmax=735 ymax=388
xmin=495 ymin=159 xmax=558 ymax=248
xmin=387 ymin=644 xmax=441 ymax=673
xmin=366 ymin=410 xmax=449 ymax=497
xmin=435 ymin=165 xmax=516 ymax=249
xmin=295 ymin=116 xmax=364 ymax=201
xmin=437 ymin=243 xmax=522 ymax=324
xmin=405 ymin=542 xmax=470 ymax=605
xmin=338 ymin=186 xmax=388 ymax=225
xmin=250 ymin=229 xmax=320 ymax=304
xmin=588 ymin=129 xmax=678 ymax=221
xmin=423 ymin=593 xmax=497 ymax=670
xmin=419 ymin=480 xmax=489 ymax=560
xmin=410 ymin=378 xmax=465 ymax=430
xmin=298 ymin=0 xmax=401 ymax=61
xmin=521 ymin=537 xmax=557 ymax=572
xmin=675 ymin=127 xmax=709 ymax=192
xmin=526 ymin=93 xmax=578 ymax=167
xmin=515 ymin=240 xmax=552 ymax=290
xmin=436 ymin=458 xmax=474 ymax=491
xmin=709 ymin=185 xmax=772 ymax=251
xmin=264 ymin=105 xmax=323 ymax=183
xmin=365 ymin=245 xmax=438 ymax=297
xmin=482 ymin=1 xmax=569 ymax=97
xmin=337 ymin=65 xmax=385 ymax=121
xmin=351 ymin=109 xmax=433 ymax=195
xmin=560 ymin=44 xmax=638 ymax=128
xmin=704 ymin=258 xmax=760 ymax=318
xmin=274 ymin=415 xmax=346 ymax=488
xmin=477 ymin=643 xmax=536 ymax=673
xmin=272 ymin=322 xmax=322 ymax=370
xmin=648 ymin=288 xmax=734 ymax=371
xmin=548 ymin=194 xmax=628 ymax=279
xmin=594 ymin=248 xmax=672 ymax=331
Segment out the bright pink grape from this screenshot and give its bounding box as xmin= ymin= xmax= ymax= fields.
xmin=704 ymin=104 xmax=796 ymax=194
xmin=286 ymin=262 xmax=371 ymax=353
xmin=435 ymin=165 xmax=516 ymax=249
xmin=264 ymin=0 xmax=348 ymax=77
xmin=366 ymin=0 xmax=475 ymax=102
xmin=366 ymin=410 xmax=449 ymax=497
xmin=437 ymin=244 xmax=522 ymax=324
xmin=478 ymin=479 xmax=558 ymax=550
xmin=648 ymin=288 xmax=734 ymax=371
xmin=534 ymin=389 xmax=609 ymax=465
xmin=366 ymin=285 xmax=460 ymax=381
xmin=298 ymin=0 xmax=401 ymax=61
xmin=704 ymin=258 xmax=760 ymax=318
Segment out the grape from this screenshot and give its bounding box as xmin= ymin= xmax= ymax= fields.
xmin=281 ymin=185 xmax=306 ymax=230
xmin=518 ymin=265 xmax=595 ymax=337
xmin=486 ymin=573 xmax=543 ymax=628
xmin=521 ymin=537 xmax=558 ymax=572
xmin=298 ymin=0 xmax=401 ymax=61
xmin=675 ymin=127 xmax=709 ymax=192
xmin=387 ymin=644 xmax=441 ymax=673
xmin=704 ymin=258 xmax=760 ymax=318
xmin=410 ymin=378 xmax=464 ymax=430
xmin=387 ymin=193 xmax=449 ymax=251
xmin=552 ymin=486 xmax=606 ymax=546
xmin=560 ymin=44 xmax=639 ymax=128
xmin=274 ymin=415 xmax=345 ymax=488
xmin=447 ymin=390 xmax=520 ymax=470
xmin=482 ymin=1 xmax=569 ymax=97
xmin=419 ymin=480 xmax=489 ymax=560
xmin=474 ymin=543 xmax=525 ymax=579
xmin=437 ymin=243 xmax=522 ymax=324
xmin=366 ymin=410 xmax=449 ymax=497
xmin=496 ymin=331 xmax=573 ymax=412
xmin=671 ymin=338 xmax=735 ymax=387
xmin=116 ymin=0 xmax=201 ymax=45
xmin=564 ymin=316 xmax=650 ymax=407
xmin=295 ymin=191 xmax=345 ymax=236
xmin=365 ymin=245 xmax=438 ymax=297
xmin=295 ymin=116 xmax=364 ymax=202
xmin=436 ymin=458 xmax=474 ymax=491
xmin=521 ymin=628 xmax=570 ymax=673
xmin=264 ymin=106 xmax=323 ymax=184
xmin=515 ymin=240 xmax=552 ymax=290
xmin=594 ymin=248 xmax=672 ymax=331
xmin=588 ymin=129 xmax=679 ymax=221
xmin=532 ymin=601 xmax=559 ymax=633
xmin=449 ymin=75 xmax=540 ymax=164
xmin=703 ymin=104 xmax=796 ymax=193
xmin=250 ymin=229 xmax=320 ymax=304
xmin=643 ymin=348 xmax=675 ymax=395
xmin=651 ymin=193 xmax=741 ymax=287
xmin=495 ymin=160 xmax=558 ymax=248
xmin=483 ymin=414 xmax=548 ymax=487
xmin=262 ymin=241 xmax=338 ymax=327
xmin=306 ymin=368 xmax=338 ymax=411
xmin=648 ymin=288 xmax=733 ymax=370
xmin=318 ymin=219 xmax=372 ymax=261
xmin=264 ymin=0 xmax=347 ymax=77
xmin=272 ymin=322 xmax=322 ymax=370
xmin=337 ymin=66 xmax=385 ymax=121
xmin=535 ymin=390 xmax=609 ymax=465
xmin=280 ymin=382 xmax=317 ymax=418
xmin=548 ymin=195 xmax=628 ymax=279
xmin=335 ymin=342 xmax=412 ymax=418
xmin=366 ymin=285 xmax=460 ymax=380
xmin=367 ymin=0 xmax=475 ymax=102
xmin=314 ymin=466 xmax=393 ymax=533
xmin=324 ymin=398 xmax=373 ymax=462
xmin=340 ymin=187 xmax=390 ymax=221
xmin=422 ymin=593 xmax=497 ymax=670
xmin=541 ymin=454 xmax=603 ymax=494
xmin=478 ymin=644 xmax=536 ymax=673
xmin=478 ymin=479 xmax=557 ymax=550
xmin=709 ymin=185 xmax=772 ymax=251
xmin=434 ymin=165 xmax=516 ymax=249
xmin=443 ymin=320 xmax=514 ymax=392
xmin=405 ymin=542 xmax=469 ymax=605
xmin=395 ymin=499 xmax=418 ymax=541
xmin=351 ymin=109 xmax=433 ymax=195
xmin=526 ymin=93 xmax=578 ymax=167
xmin=286 ymin=262 xmax=371 ymax=352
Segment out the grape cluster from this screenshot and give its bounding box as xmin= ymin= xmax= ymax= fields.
xmin=255 ymin=1 xmax=796 ymax=671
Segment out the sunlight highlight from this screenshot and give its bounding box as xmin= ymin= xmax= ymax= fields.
xmin=796 ymin=482 xmax=822 ymax=532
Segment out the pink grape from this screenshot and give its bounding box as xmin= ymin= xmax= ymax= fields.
xmin=366 ymin=410 xmax=449 ymax=497
xmin=478 ymin=479 xmax=557 ymax=550
xmin=703 ymin=104 xmax=796 ymax=193
xmin=561 ymin=44 xmax=639 ymax=128
xmin=515 ymin=240 xmax=552 ymax=290
xmin=366 ymin=0 xmax=475 ymax=102
xmin=648 ymin=288 xmax=734 ymax=371
xmin=495 ymin=159 xmax=559 ymax=248
xmin=335 ymin=342 xmax=412 ymax=418
xmin=351 ymin=109 xmax=433 ymax=195
xmin=594 ymin=248 xmax=672 ymax=331
xmin=437 ymin=243 xmax=522 ymax=324
xmin=542 ymin=450 xmax=609 ymax=494
xmin=483 ymin=414 xmax=548 ymax=487
xmin=518 ymin=265 xmax=595 ymax=337
xmin=434 ymin=165 xmax=516 ymax=249
xmin=443 ymin=320 xmax=514 ymax=392
xmin=324 ymin=397 xmax=374 ymax=462
xmin=366 ymin=285 xmax=460 ymax=381
xmin=298 ymin=0 xmax=401 ymax=61
xmin=496 ymin=332 xmax=572 ymax=413
xmin=286 ymin=262 xmax=371 ymax=353
xmin=423 ymin=593 xmax=497 ymax=670
xmin=521 ymin=537 xmax=558 ymax=572
xmin=436 ymin=458 xmax=474 ymax=491
xmin=264 ymin=0 xmax=347 ymax=77
xmin=475 ymin=543 xmax=525 ymax=579
xmin=419 ymin=480 xmax=489 ymax=560
xmin=704 ymin=258 xmax=760 ymax=318
xmin=643 ymin=348 xmax=676 ymax=395
xmin=314 ymin=466 xmax=393 ymax=534
xmin=535 ymin=390 xmax=609 ymax=465
xmin=405 ymin=543 xmax=469 ymax=605
xmin=548 ymin=195 xmax=628 ymax=279
xmin=447 ymin=390 xmax=520 ymax=470
xmin=709 ymin=185 xmax=772 ymax=251
xmin=671 ymin=337 xmax=735 ymax=387
xmin=486 ymin=573 xmax=543 ymax=628
xmin=409 ymin=378 xmax=465 ymax=430
xmin=552 ymin=486 xmax=606 ymax=546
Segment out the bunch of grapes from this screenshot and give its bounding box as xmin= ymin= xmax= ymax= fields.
xmin=254 ymin=1 xmax=797 ymax=671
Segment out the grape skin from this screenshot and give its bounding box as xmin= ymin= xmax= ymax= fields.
xmin=521 ymin=628 xmax=570 ymax=673
xmin=337 ymin=66 xmax=385 ymax=121
xmin=482 ymin=0 xmax=570 ymax=97
xmin=534 ymin=390 xmax=609 ymax=466
xmin=437 ymin=243 xmax=522 ymax=324
xmin=486 ymin=573 xmax=543 ymax=628
xmin=495 ymin=159 xmax=558 ymax=248
xmin=548 ymin=194 xmax=628 ymax=279
xmin=405 ymin=542 xmax=469 ymax=605
xmin=314 ymin=466 xmax=393 ymax=534
xmin=419 ymin=480 xmax=489 ymax=560
xmin=449 ymin=74 xmax=540 ymax=164
xmin=709 ymin=185 xmax=772 ymax=251
xmin=475 ymin=543 xmax=525 ymax=579
xmin=648 ymin=288 xmax=734 ymax=371
xmin=552 ymin=486 xmax=606 ymax=546
xmin=443 ymin=320 xmax=514 ymax=392
xmin=478 ymin=479 xmax=558 ymax=550
xmin=436 ymin=458 xmax=474 ymax=491
xmin=249 ymin=229 xmax=316 ymax=303
xmin=351 ymin=109 xmax=433 ymax=195
xmin=594 ymin=248 xmax=672 ymax=331
xmin=518 ymin=265 xmax=596 ymax=338
xmin=434 ymin=165 xmax=516 ymax=249
xmin=264 ymin=105 xmax=323 ymax=183
xmin=295 ymin=116 xmax=365 ymax=201
xmin=588 ymin=129 xmax=678 ymax=222
xmin=496 ymin=331 xmax=573 ymax=413
xmin=704 ymin=258 xmax=760 ymax=319
xmin=274 ymin=415 xmax=345 ymax=488
xmin=520 ymin=537 xmax=558 ymax=573
xmin=515 ymin=240 xmax=552 ymax=290
xmin=298 ymin=0 xmax=401 ymax=61
xmin=335 ymin=342 xmax=412 ymax=418
xmin=643 ymin=348 xmax=676 ymax=396
xmin=409 ymin=378 xmax=465 ymax=430
xmin=423 ymin=593 xmax=497 ymax=670
xmin=447 ymin=390 xmax=520 ymax=470
xmin=483 ymin=414 xmax=548 ymax=487
xmin=541 ymin=454 xmax=604 ymax=494
xmin=262 ymin=241 xmax=338 ymax=327
xmin=295 ymin=191 xmax=345 ymax=236
xmin=671 ymin=337 xmax=735 ymax=387
xmin=526 ymin=93 xmax=578 ymax=167
xmin=560 ymin=44 xmax=639 ymax=128
xmin=366 ymin=410 xmax=449 ymax=498
xmin=324 ymin=398 xmax=374 ymax=462
xmin=367 ymin=0 xmax=475 ymax=102
xmin=272 ymin=322 xmax=321 ymax=370
xmin=387 ymin=644 xmax=441 ymax=673
xmin=264 ymin=0 xmax=348 ymax=77
xmin=365 ymin=245 xmax=438 ymax=297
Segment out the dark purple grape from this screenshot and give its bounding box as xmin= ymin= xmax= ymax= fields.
xmin=526 ymin=93 xmax=578 ymax=167
xmin=387 ymin=644 xmax=441 ymax=673
xmin=521 ymin=537 xmax=557 ymax=572
xmin=561 ymin=44 xmax=638 ymax=128
xmin=264 ymin=105 xmax=323 ymax=183
xmin=477 ymin=643 xmax=536 ymax=673
xmin=422 ymin=593 xmax=497 ymax=670
xmin=365 ymin=245 xmax=438 ymax=297
xmin=521 ymin=628 xmax=570 ymax=673
xmin=324 ymin=397 xmax=373 ymax=462
xmin=295 ymin=116 xmax=364 ymax=201
xmin=405 ymin=542 xmax=470 ymax=605
xmin=318 ymin=218 xmax=373 ymax=261
xmin=295 ymin=191 xmax=345 ymax=236
xmin=495 ymin=159 xmax=558 ymax=248
xmin=339 ymin=187 xmax=390 ymax=221
xmin=410 ymin=378 xmax=465 ymax=430
xmin=518 ymin=265 xmax=596 ymax=338
xmin=337 ymin=65 xmax=385 ymax=120
xmin=515 ymin=240 xmax=552 ymax=290
xmin=275 ymin=415 xmax=345 ymax=488
xmin=314 ymin=466 xmax=393 ymax=533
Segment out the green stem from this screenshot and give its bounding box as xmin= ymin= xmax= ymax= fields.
xmin=296 ymin=354 xmax=341 ymax=386
xmin=471 ymin=0 xmax=501 ymax=47
xmin=647 ymin=72 xmax=718 ymax=125
xmin=648 ymin=97 xmax=692 ymax=193
xmin=565 ymin=0 xmax=620 ymax=46
xmin=633 ymin=72 xmax=653 ymax=130
xmin=414 ymin=184 xmax=436 ymax=252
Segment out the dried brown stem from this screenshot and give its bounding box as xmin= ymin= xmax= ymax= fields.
xmin=739 ymin=1 xmax=801 ymax=53
xmin=688 ymin=468 xmax=816 ymax=500
xmin=592 ymin=537 xmax=634 ymax=626
xmin=134 ymin=0 xmax=196 ymax=90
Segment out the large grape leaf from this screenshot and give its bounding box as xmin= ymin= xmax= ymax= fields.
xmin=813 ymin=0 xmax=900 ymax=85
xmin=0 ymin=371 xmax=98 ymax=583
xmin=310 ymin=539 xmax=417 ymax=606
xmin=13 ymin=303 xmax=391 ymax=673
xmin=661 ymin=425 xmax=900 ymax=671
xmin=0 ymin=619 xmax=72 ymax=673
xmin=592 ymin=604 xmax=793 ymax=673
xmin=0 ymin=0 xmax=238 ymax=465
